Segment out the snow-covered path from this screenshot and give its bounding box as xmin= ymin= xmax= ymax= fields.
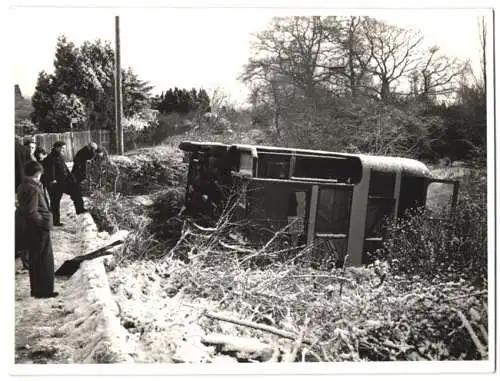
xmin=15 ymin=195 xmax=81 ymax=363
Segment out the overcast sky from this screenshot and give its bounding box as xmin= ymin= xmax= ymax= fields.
xmin=10 ymin=7 xmax=491 ymax=105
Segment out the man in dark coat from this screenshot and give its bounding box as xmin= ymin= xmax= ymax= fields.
xmin=16 ymin=161 xmax=58 ymax=298
xmin=71 ymin=142 xmax=98 ymax=183
xmin=42 ymin=141 xmax=86 ymax=226
xmin=15 ymin=139 xmax=25 ymax=191
xmin=15 ymin=138 xmax=32 ymax=269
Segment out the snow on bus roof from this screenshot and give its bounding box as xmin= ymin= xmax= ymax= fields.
xmin=180 ymin=141 xmax=430 ymax=176
xmin=358 ymin=154 xmax=430 ymax=176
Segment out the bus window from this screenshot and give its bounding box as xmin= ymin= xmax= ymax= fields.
xmin=425 ymin=180 xmax=459 ymax=217
xmin=315 ymin=188 xmax=352 ymax=234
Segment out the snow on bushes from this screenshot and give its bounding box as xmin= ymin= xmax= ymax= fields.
xmin=378 ymin=167 xmax=487 ymax=287
xmin=88 ymin=141 xmax=488 ymax=362
xmin=113 ymin=145 xmax=187 ymax=195
xmin=105 ymin=219 xmax=488 ymax=362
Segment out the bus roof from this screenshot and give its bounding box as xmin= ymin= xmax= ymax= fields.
xmin=179 ymin=141 xmax=431 ymax=178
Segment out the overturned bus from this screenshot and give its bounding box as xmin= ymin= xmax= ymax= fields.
xmin=179 ymin=141 xmax=459 ymax=267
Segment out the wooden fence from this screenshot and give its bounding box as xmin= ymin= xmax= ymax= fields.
xmin=19 ymin=130 xmax=112 ymax=161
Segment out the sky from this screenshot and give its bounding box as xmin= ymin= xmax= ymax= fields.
xmin=10 ymin=7 xmax=492 ymax=106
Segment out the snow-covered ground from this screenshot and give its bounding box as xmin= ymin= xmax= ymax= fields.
xmin=15 ymin=195 xmax=131 ymax=364
xmin=107 ymin=260 xmax=235 ymax=363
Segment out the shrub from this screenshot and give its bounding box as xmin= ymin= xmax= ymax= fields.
xmin=147 ymin=188 xmax=185 ymax=247
xmin=379 ymin=168 xmax=487 ymax=287
xmin=162 ymin=205 xmax=488 ymax=361
xmin=112 ymin=145 xmax=187 ymax=195
xmin=123 ymin=109 xmax=159 ymax=150
xmin=15 ymin=119 xmax=37 ymax=136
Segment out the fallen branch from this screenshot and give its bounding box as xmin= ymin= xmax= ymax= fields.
xmin=239 ymin=219 xmax=298 ymax=265
xmin=165 ymin=227 xmax=191 ymax=259
xmin=201 ymin=334 xmax=274 ymax=361
xmin=192 ymin=222 xmax=217 ymax=233
xmin=218 ymin=240 xmax=255 ymax=254
xmin=444 ymin=290 xmax=488 ymax=302
xmin=452 ymin=308 xmax=487 ymax=359
xmin=478 ymin=324 xmax=488 ymax=345
xmin=204 ymin=311 xmax=313 ymax=345
xmin=289 ymin=274 xmax=355 ymax=284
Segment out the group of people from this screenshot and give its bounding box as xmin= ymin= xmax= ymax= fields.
xmin=15 ymin=138 xmax=101 ymax=299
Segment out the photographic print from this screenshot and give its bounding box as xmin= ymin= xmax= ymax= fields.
xmin=9 ymin=1 xmax=494 ymax=377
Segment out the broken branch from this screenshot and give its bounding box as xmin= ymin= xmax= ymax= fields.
xmin=444 ymin=290 xmax=488 ymax=302
xmin=452 ymin=308 xmax=487 ymax=359
xmin=204 ymin=310 xmax=313 ymax=345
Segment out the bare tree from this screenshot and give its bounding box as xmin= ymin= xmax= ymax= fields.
xmin=478 ymin=16 xmax=487 ymax=91
xmin=243 ymin=16 xmax=345 ymax=100
xmin=362 ymin=18 xmax=424 ymax=101
xmin=416 ymin=46 xmax=466 ymax=101
xmin=330 ymin=16 xmax=372 ymax=97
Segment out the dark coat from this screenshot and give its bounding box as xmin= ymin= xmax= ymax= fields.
xmin=16 ymin=177 xmax=55 ymax=296
xmin=42 ymin=149 xmax=76 ymax=191
xmin=16 ymin=177 xmax=53 ymax=231
xmin=71 ymin=145 xmax=96 ymax=182
xmin=15 ymin=140 xmax=25 ymax=190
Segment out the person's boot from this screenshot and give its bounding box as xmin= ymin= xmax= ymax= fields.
xmin=74 ymin=199 xmax=87 ymax=215
xmin=33 ymin=292 xmax=59 ymax=299
xmin=52 ymin=208 xmax=62 ymax=226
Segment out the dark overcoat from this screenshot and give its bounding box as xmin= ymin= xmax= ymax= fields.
xmin=15 ymin=140 xmax=25 ymax=191
xmin=16 ymin=178 xmax=55 ymax=297
xmin=71 ymin=145 xmax=95 ymax=182
xmin=42 ymin=149 xmax=76 ymax=192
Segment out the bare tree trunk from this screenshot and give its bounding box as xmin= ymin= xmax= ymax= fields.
xmin=270 ymin=80 xmax=281 ymax=138
xmin=479 ymin=16 xmax=487 ymax=91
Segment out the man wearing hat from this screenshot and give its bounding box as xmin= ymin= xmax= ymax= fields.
xmin=42 ymin=141 xmax=87 ymax=226
xmin=16 ymin=160 xmax=58 ymax=298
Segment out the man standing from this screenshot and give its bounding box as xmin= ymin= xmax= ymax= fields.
xmin=42 ymin=141 xmax=86 ymax=226
xmin=22 ymin=136 xmax=37 ymax=163
xmin=15 ymin=139 xmax=25 ymax=191
xmin=71 ymin=142 xmax=98 ymax=183
xmin=15 ymin=138 xmax=30 ymax=269
xmin=16 ymin=161 xmax=58 ymax=298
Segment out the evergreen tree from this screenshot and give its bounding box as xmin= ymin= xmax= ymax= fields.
xmin=197 ymin=88 xmax=211 ymax=113
xmin=31 ymin=35 xmax=152 ymax=132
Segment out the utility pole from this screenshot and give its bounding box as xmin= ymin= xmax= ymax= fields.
xmin=114 ymin=15 xmax=124 ymax=155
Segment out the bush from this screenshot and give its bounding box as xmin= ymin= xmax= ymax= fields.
xmin=113 ymin=145 xmax=187 ymax=195
xmin=162 ymin=206 xmax=488 ymax=361
xmin=15 ymin=119 xmax=37 ymax=136
xmin=88 ymin=189 xmax=168 ymax=264
xmin=123 ymin=109 xmax=160 ymax=150
xmin=147 ymin=188 xmax=185 ymax=246
xmin=379 ymin=168 xmax=487 ymax=287
xmin=88 ymin=145 xmax=188 ymax=263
